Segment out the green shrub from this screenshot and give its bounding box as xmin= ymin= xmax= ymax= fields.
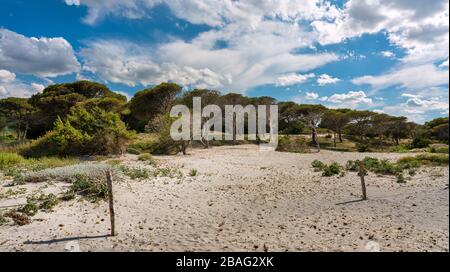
xmin=391 ymin=145 xmax=411 ymax=153
xmin=18 ymin=196 xmax=39 ymax=216
xmin=311 ymin=160 xmax=326 ymax=172
xmin=18 ymin=193 xmax=59 ymax=216
xmin=38 ymin=193 xmax=59 ymax=211
xmin=322 ymin=162 xmax=344 ymax=177
xmin=65 ymin=174 xmax=108 ymax=202
xmin=356 ymin=142 xmax=370 ymax=152
xmin=21 ymin=106 xmax=134 ymax=157
xmin=312 ymin=160 xmax=343 ymax=177
xmin=410 ymin=137 xmax=431 ymax=149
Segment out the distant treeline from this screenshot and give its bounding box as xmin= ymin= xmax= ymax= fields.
xmin=0 ymin=81 xmax=448 ymax=156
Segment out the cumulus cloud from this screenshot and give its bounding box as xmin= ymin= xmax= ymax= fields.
xmin=382 ymin=93 xmax=449 ymax=123
xmin=0 ymin=69 xmax=40 ymax=98
xmin=440 ymin=58 xmax=449 ymax=68
xmin=325 ymin=90 xmax=374 ymax=108
xmin=276 ymin=73 xmax=315 ymax=86
xmin=317 ymin=74 xmax=340 ymax=85
xmin=0 ymin=28 xmax=80 ymax=78
xmin=0 ymin=69 xmax=16 ymax=82
xmin=80 ymin=24 xmax=338 ymax=91
xmin=305 ymin=92 xmax=319 ymax=100
xmin=312 ymin=0 xmax=449 ymax=67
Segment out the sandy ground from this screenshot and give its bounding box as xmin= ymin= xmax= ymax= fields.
xmin=0 ymin=145 xmax=448 ymax=252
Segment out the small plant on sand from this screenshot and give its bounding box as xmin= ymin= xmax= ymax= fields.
xmin=153 ymin=167 xmax=183 ymax=178
xmin=189 ymin=168 xmax=198 ymax=177
xmin=38 ymin=193 xmax=59 ymax=211
xmin=311 ymin=160 xmax=344 ymax=177
xmin=322 ymin=163 xmax=344 ymax=177
xmin=18 ymin=193 xmax=59 ymax=216
xmin=138 ymin=153 xmax=157 ymax=166
xmin=311 ymin=160 xmax=326 ymax=172
xmin=120 ymin=166 xmax=150 ymax=180
xmin=18 ymin=196 xmax=39 ymax=216
xmin=64 ymin=174 xmax=108 ymax=202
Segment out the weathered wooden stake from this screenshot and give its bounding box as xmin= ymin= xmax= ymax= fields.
xmin=359 ymin=160 xmax=367 ymax=200
xmin=106 ymin=170 xmax=116 ymax=236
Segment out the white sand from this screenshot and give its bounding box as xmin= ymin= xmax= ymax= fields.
xmin=0 ymin=145 xmax=448 ymax=252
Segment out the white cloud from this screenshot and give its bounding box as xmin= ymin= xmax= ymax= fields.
xmin=0 ymin=69 xmax=44 ymax=98
xmin=305 ymin=92 xmax=319 ymax=100
xmin=0 ymin=69 xmax=16 ymax=82
xmin=317 ymin=74 xmax=340 ymax=85
xmin=276 ymin=73 xmax=315 ymax=86
xmin=80 ymin=23 xmax=338 ymax=91
xmin=325 ymin=90 xmax=374 ymax=108
xmin=352 ymin=64 xmax=449 ymax=91
xmin=31 ymin=83 xmax=45 ymax=93
xmin=382 ymin=93 xmax=449 ymax=123
xmin=312 ymin=0 xmax=449 ymax=66
xmin=66 ymin=0 xmax=340 ymax=26
xmin=0 ymin=28 xmax=80 ymax=78
xmin=440 ymin=58 xmax=449 ymax=68
xmin=380 ymin=51 xmax=395 ymax=58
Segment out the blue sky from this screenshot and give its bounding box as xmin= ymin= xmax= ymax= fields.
xmin=0 ymin=0 xmax=448 ymax=123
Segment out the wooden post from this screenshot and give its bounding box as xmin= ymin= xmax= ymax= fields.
xmin=106 ymin=170 xmax=116 ymax=236
xmin=359 ymin=160 xmax=367 ymax=200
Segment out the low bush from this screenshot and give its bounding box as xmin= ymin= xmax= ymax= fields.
xmin=356 ymin=142 xmax=370 ymax=153
xmin=410 ymin=137 xmax=431 ymax=149
xmin=21 ymin=106 xmax=134 ymax=157
xmin=64 ymin=174 xmax=108 ymax=202
xmin=311 ymin=160 xmax=326 ymax=172
xmin=18 ymin=193 xmax=59 ymax=216
xmin=311 ymin=160 xmax=344 ymax=177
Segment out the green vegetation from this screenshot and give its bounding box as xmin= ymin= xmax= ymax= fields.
xmin=189 ymin=169 xmax=198 ymax=177
xmin=138 ymin=153 xmax=157 ymax=166
xmin=311 ymin=160 xmax=344 ymax=177
xmin=345 ymin=154 xmax=449 ymax=182
xmin=120 ymin=166 xmax=150 ymax=180
xmin=63 ymin=174 xmax=108 ymax=202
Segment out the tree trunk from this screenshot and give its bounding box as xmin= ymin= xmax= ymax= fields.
xmin=333 ymin=132 xmax=337 ymax=148
xmin=338 ymin=129 xmax=343 ymax=143
xmin=312 ymin=127 xmax=320 ymax=152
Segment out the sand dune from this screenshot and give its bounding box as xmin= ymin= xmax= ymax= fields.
xmin=0 ymin=145 xmax=448 ymax=252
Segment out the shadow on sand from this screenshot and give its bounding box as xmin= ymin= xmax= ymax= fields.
xmin=335 ymin=199 xmax=366 ymax=205
xmin=24 ymin=234 xmax=110 ymax=245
